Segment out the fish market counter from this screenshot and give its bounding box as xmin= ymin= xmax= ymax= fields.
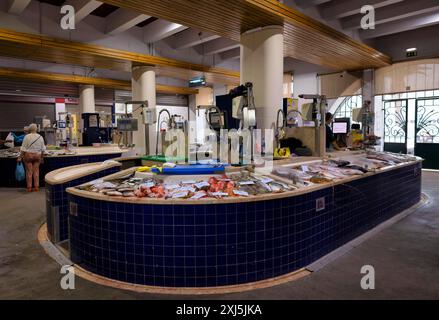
xmin=64 ymin=152 xmax=422 ymax=289
xmin=0 ymin=146 xmax=129 ymax=187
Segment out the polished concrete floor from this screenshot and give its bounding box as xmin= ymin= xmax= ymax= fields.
xmin=0 ymin=171 xmax=438 ymax=300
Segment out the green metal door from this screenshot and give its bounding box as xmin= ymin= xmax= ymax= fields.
xmin=384 ymin=99 xmax=408 ymax=154
xmin=415 ymin=98 xmax=439 ymax=169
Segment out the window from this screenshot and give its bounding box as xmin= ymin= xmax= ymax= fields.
xmin=333 ymin=95 xmax=362 ymax=124
xmin=283 ymin=73 xmax=293 ymax=98
xmin=115 ymin=102 xmax=132 ymax=114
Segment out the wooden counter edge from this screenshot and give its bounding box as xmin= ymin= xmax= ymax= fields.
xmin=45 ymin=161 xmax=122 ymax=185
xmin=44 ymin=150 xmax=126 ymax=158
xmin=111 ymin=156 xmax=142 ymax=162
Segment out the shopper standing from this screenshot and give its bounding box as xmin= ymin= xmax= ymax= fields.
xmin=18 ymin=124 xmax=46 ymax=192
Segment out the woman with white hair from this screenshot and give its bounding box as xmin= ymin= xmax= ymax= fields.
xmin=17 ymin=123 xmax=46 ymax=192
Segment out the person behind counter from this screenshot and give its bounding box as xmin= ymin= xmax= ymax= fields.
xmin=12 ymin=126 xmax=30 ymax=145
xmin=0 ymin=137 xmax=13 ymax=149
xmin=0 ymin=126 xmax=29 ymax=149
xmin=325 ymin=112 xmax=344 ymax=151
xmin=17 ymin=124 xmax=46 ymax=192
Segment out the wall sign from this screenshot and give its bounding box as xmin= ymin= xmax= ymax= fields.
xmin=69 ymin=202 xmax=78 ymax=217
xmin=316 ymin=197 xmax=325 ymax=212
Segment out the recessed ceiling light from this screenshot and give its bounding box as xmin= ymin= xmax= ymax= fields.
xmin=406 ymin=48 xmax=417 ymax=52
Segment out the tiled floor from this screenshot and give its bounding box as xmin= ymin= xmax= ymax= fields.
xmin=0 ymin=171 xmax=438 ymax=299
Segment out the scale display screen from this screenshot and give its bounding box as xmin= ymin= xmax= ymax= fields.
xmin=210 ymin=113 xmax=221 ymax=125
xmin=117 ymin=118 xmax=138 ymax=131
xmin=209 ymin=112 xmax=223 ymax=130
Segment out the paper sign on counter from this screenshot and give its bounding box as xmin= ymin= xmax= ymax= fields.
xmin=191 ymin=192 xmax=207 ymax=199
xmin=233 ymin=190 xmax=249 ymax=197
xmin=239 ymin=181 xmax=255 ymax=186
xmin=165 ymin=184 xmax=180 ymax=190
xmin=210 ymin=192 xmax=229 ymax=197
xmin=195 ymin=181 xmax=210 ymax=189
xmin=140 ymin=181 xmax=155 ymax=188
xmin=172 ymin=191 xmax=189 ymax=198
xmin=177 ymin=186 xmax=196 ymax=193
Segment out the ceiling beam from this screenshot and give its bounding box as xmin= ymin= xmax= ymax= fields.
xmin=0 ymin=66 xmax=199 ymax=95
xmin=196 ymin=38 xmax=240 ymax=56
xmin=105 ymin=9 xmax=150 ymax=35
xmin=65 ymin=0 xmax=103 ymax=24
xmin=166 ymin=28 xmax=221 ymax=50
xmin=143 ymin=19 xmax=188 ymax=43
xmin=360 ymin=11 xmax=439 ymax=39
xmin=0 ymin=28 xmax=240 ymax=85
xmin=320 ymin=0 xmax=404 ymax=20
xmin=341 ymin=0 xmax=439 ymax=30
xmin=7 ymin=0 xmax=31 ymax=15
xmin=219 ymin=48 xmax=241 ymax=61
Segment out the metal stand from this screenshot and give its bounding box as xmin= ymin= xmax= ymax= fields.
xmin=299 ymin=94 xmax=327 ymax=157
xmin=155 ymin=108 xmax=171 ymax=156
xmin=125 ymin=100 xmax=152 ymax=155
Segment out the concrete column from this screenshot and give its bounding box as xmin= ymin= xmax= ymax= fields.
xmin=240 ymin=26 xmax=284 ymax=131
xmin=132 ymin=66 xmax=156 ymax=155
xmin=362 ymin=69 xmax=375 ymax=135
xmin=79 ymin=85 xmax=96 ymax=114
xmin=196 ymin=87 xmax=214 ymax=106
xmin=78 ymin=85 xmax=95 ymax=145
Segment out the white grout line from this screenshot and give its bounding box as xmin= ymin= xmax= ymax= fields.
xmin=306 ymin=194 xmax=428 ymax=272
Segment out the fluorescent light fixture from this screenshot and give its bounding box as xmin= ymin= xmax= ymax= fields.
xmin=189 ymin=76 xmax=206 ymax=87
xmin=406 ymin=48 xmax=417 ymax=52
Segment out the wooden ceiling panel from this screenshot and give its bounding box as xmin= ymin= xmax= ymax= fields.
xmin=0 ymin=67 xmax=199 ymax=95
xmin=99 ymin=0 xmax=391 ymax=70
xmin=0 ymin=28 xmax=240 ymax=85
xmin=98 ymin=0 xmax=281 ymax=41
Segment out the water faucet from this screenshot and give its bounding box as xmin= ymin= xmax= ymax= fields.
xmin=156 ymin=108 xmax=171 ymax=156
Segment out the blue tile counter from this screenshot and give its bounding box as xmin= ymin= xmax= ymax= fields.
xmin=45 ymin=161 xmax=122 ymax=243
xmin=66 ymin=161 xmax=422 ymax=288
